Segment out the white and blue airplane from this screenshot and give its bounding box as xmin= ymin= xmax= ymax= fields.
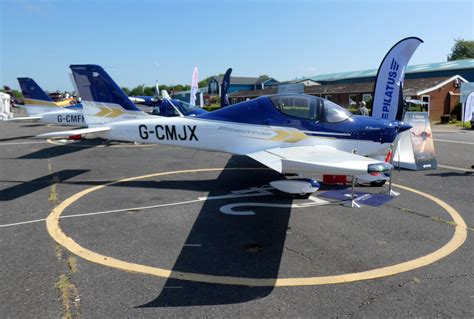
xmin=6 ymin=77 xmax=86 ymax=126
xmin=6 ymin=75 xmax=206 ymax=126
xmin=38 ymin=64 xmax=411 ymax=198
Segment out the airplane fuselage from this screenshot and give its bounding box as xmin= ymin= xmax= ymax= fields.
xmin=103 ymin=116 xmax=395 ymax=157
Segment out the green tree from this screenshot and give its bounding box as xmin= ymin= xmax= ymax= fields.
xmin=129 ymin=85 xmax=145 ymax=96
xmin=259 ymin=74 xmax=269 ymax=79
xmin=198 ymin=79 xmax=208 ymax=88
xmin=143 ymin=86 xmax=155 ymax=96
xmin=121 ymin=87 xmax=131 ymax=95
xmin=0 ymin=89 xmax=23 ymax=98
xmin=448 ymin=39 xmax=474 ymax=61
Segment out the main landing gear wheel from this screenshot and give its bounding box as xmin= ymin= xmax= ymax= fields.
xmin=270 ymin=179 xmax=320 ymax=198
xmin=294 ymin=192 xmax=312 ymax=199
xmin=370 ymin=180 xmax=387 ymax=187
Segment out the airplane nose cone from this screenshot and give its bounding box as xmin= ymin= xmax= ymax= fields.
xmin=397 ymin=121 xmax=412 ymax=133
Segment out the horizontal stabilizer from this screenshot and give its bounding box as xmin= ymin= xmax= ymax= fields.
xmin=35 ymin=126 xmax=110 ymax=139
xmin=4 ymin=116 xmax=42 ymax=121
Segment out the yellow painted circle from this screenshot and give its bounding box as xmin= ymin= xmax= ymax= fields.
xmin=46 ymin=168 xmax=468 ymax=286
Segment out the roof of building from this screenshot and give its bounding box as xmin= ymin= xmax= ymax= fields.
xmin=171 ymin=87 xmax=207 ymax=97
xmin=211 ymin=75 xmax=277 ymax=85
xmin=268 ymin=79 xmax=320 ymax=86
xmin=229 ymin=75 xmax=467 ymax=98
xmin=308 ymin=59 xmax=474 ymax=82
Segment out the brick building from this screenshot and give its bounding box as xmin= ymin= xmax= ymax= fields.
xmin=229 ymin=75 xmax=467 ymax=121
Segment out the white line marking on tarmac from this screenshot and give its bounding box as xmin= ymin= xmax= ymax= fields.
xmin=438 ymin=164 xmax=474 ymax=173
xmin=434 ymin=139 xmax=474 ymax=145
xmin=0 ymin=141 xmax=46 ymax=146
xmin=183 ymin=244 xmax=202 ymax=247
xmin=0 ymin=199 xmax=204 ymax=228
xmin=0 ymin=186 xmax=275 ymax=228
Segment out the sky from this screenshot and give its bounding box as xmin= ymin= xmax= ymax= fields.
xmin=1 ymin=0 xmax=473 ymax=92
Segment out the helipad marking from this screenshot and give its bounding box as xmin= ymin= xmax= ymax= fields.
xmin=46 ymin=168 xmax=467 ymax=287
xmin=220 ymin=197 xmax=329 ymax=216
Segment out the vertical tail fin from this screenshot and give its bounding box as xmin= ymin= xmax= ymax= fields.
xmin=17 ymin=77 xmax=62 ymax=115
xmin=70 ymin=64 xmax=147 ymax=125
xmin=17 ymin=77 xmax=54 ymax=102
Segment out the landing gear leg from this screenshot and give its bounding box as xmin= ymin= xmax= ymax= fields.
xmin=386 ymin=143 xmax=400 ymax=197
xmin=350 ymin=175 xmax=361 ymax=208
xmin=387 ymin=168 xmax=400 ymax=197
xmin=350 ymin=149 xmax=361 ymax=208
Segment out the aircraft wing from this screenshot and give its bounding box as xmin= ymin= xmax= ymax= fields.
xmin=128 ymin=96 xmax=146 ymax=104
xmin=247 ymin=145 xmax=392 ymax=175
xmin=4 ymin=116 xmax=42 ymax=121
xmin=35 ymin=126 xmax=111 ymax=139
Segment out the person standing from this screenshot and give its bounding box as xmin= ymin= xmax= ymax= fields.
xmin=357 ymin=101 xmax=369 ymax=116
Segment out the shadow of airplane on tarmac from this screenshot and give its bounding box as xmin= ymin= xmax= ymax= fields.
xmin=132 ymin=156 xmax=293 ymax=307
xmin=16 ymin=139 xmax=113 ymax=159
xmin=0 ymin=135 xmax=35 ymax=142
xmin=425 ymin=171 xmax=473 ymax=177
xmin=0 ymin=169 xmax=89 ymax=201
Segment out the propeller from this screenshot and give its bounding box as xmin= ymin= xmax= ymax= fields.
xmin=152 ymin=81 xmax=161 ymax=102
xmin=161 ymin=90 xmax=184 ymax=117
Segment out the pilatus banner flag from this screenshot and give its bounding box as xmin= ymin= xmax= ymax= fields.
xmin=464 ymin=91 xmax=474 ymax=122
xmin=190 ymin=66 xmax=199 ymax=106
xmin=221 ymin=68 xmax=232 ymax=107
xmin=372 ymin=37 xmax=423 ymax=121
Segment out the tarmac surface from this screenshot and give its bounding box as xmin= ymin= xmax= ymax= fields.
xmin=1 ymin=114 xmax=473 ymax=318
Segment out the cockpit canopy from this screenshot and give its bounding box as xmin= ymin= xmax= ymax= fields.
xmin=152 ymin=99 xmax=203 ymax=117
xmin=269 ymin=94 xmax=352 ymax=123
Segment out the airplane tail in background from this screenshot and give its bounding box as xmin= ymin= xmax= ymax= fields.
xmin=17 ymin=77 xmax=66 ymax=115
xmin=70 ymin=64 xmax=148 ymax=126
xmin=18 ymin=77 xmax=54 ymax=103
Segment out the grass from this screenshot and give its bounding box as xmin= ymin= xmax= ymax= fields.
xmin=55 ymin=274 xmax=80 ymax=319
xmin=202 ymin=104 xmax=221 ymax=111
xmin=452 ymin=121 xmax=472 ymax=129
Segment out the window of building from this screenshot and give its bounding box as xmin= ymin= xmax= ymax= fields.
xmin=421 ymin=95 xmax=430 ymax=113
xmin=210 ymin=80 xmax=218 ymax=94
xmin=349 ymin=94 xmax=357 ymax=106
xmin=362 ymin=93 xmax=372 ymax=101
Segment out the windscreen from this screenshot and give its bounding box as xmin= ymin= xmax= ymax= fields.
xmin=323 ymin=99 xmax=352 ymax=123
xmin=269 ymin=94 xmax=352 ymax=123
xmin=173 ymin=100 xmax=200 ymax=115
xmin=269 ymin=94 xmax=322 ymax=121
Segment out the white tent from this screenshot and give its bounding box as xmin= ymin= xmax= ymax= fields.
xmin=0 ymin=92 xmax=12 ymax=120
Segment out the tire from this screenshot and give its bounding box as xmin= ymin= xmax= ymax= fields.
xmin=370 ymin=180 xmax=386 ymax=187
xmin=294 ymin=193 xmax=312 ymax=199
